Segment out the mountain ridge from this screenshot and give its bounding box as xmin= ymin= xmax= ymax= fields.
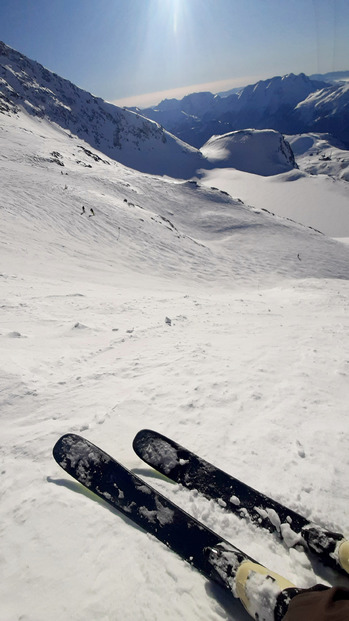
xmin=140 ymin=72 xmax=349 ymax=148
xmin=0 ymin=40 xmax=205 ymax=178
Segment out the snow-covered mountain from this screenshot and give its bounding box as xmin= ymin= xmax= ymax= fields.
xmin=140 ymin=73 xmax=349 ymax=148
xmin=309 ymin=70 xmax=349 ymax=83
xmin=131 ymin=90 xmax=222 ymax=150
xmin=2 ymin=41 xmax=349 ymax=621
xmin=0 ymin=41 xmax=206 ymax=178
xmin=295 ymin=82 xmax=349 ymax=145
xmin=219 ymin=71 xmax=349 ymax=99
xmin=201 ymin=129 xmax=297 ymax=176
xmin=0 ymin=42 xmax=303 ymax=182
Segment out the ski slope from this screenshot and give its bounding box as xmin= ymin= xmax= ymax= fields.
xmin=199 ymin=131 xmax=349 ymax=239
xmin=1 ymin=110 xmax=349 ymax=621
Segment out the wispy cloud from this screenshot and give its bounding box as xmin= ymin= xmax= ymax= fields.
xmin=111 ymin=74 xmax=267 ymax=109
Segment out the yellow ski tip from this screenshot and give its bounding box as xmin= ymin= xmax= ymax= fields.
xmin=338 ymin=540 xmax=349 ymax=574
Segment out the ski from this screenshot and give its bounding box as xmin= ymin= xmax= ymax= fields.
xmin=132 ymin=429 xmax=349 ymax=576
xmin=53 ymin=433 xmax=301 ymax=621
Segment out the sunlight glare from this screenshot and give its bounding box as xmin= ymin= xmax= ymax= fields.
xmin=159 ymin=0 xmax=185 ymax=37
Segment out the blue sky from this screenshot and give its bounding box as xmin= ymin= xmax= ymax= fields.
xmin=0 ymin=0 xmax=348 ymax=107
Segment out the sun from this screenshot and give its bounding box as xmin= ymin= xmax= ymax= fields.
xmin=157 ymin=0 xmax=186 ymax=36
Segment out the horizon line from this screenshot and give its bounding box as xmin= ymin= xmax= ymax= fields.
xmin=111 ymin=74 xmax=269 ymax=109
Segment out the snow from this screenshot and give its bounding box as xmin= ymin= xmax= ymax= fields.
xmin=2 ymin=87 xmax=349 ymax=621
xmin=296 ymin=83 xmax=349 ymax=118
xmin=233 ymin=73 xmax=327 ymax=114
xmin=286 ymin=133 xmax=349 ymax=182
xmin=243 ymin=571 xmax=282 ymax=621
xmin=199 ymin=147 xmax=349 ymax=237
xmin=0 ymin=40 xmax=206 ymax=178
xmin=200 ymin=129 xmax=295 ymax=176
xmin=140 ymin=72 xmax=349 ymax=149
xmin=136 ymin=437 xmax=180 ymax=475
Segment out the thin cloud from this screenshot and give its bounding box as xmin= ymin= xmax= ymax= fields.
xmin=111 ymin=74 xmax=267 ymax=109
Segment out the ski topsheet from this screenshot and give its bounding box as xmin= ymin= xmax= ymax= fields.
xmin=53 ymin=433 xmax=299 ymax=621
xmin=132 ymin=429 xmax=349 ymax=575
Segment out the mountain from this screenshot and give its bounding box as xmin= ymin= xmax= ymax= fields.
xmin=140 ymin=73 xmax=349 ymax=148
xmin=0 ymin=41 xmax=206 ymax=178
xmin=135 ymin=90 xmax=225 ymax=150
xmin=2 ymin=58 xmax=349 ymax=621
xmin=201 ymin=129 xmax=297 ymax=176
xmin=219 ymin=71 xmax=349 ymax=99
xmin=295 ymin=82 xmax=349 ymax=145
xmin=2 ymin=43 xmax=349 ymax=621
xmin=1 ymin=42 xmax=301 ymax=181
xmin=309 ymin=70 xmax=349 ymax=83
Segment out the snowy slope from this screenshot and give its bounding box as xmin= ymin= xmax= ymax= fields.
xmin=200 ymin=129 xmax=296 ymax=176
xmin=233 ymin=72 xmax=326 ymax=114
xmin=0 ymin=41 xmax=206 ymax=178
xmin=199 ymin=131 xmax=349 ymax=237
xmin=1 ymin=86 xmax=349 ymax=621
xmin=287 ymin=133 xmax=349 ymax=182
xmin=295 ymin=83 xmax=349 ymax=146
xmin=2 ymin=111 xmax=348 ymax=282
xmin=200 ymin=166 xmax=349 ymax=238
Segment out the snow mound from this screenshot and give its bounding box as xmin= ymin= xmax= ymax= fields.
xmin=201 ymin=129 xmax=296 ymax=176
xmin=6 ymin=331 xmax=25 ymax=338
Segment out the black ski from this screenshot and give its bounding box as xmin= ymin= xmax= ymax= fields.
xmin=132 ymin=429 xmax=349 ymax=576
xmin=53 ymin=433 xmax=301 ymax=621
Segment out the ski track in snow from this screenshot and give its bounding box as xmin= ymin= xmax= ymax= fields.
xmin=1 ymin=111 xmax=349 ymax=621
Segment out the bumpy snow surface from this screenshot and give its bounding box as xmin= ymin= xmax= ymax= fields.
xmin=1 ymin=107 xmax=349 ymax=621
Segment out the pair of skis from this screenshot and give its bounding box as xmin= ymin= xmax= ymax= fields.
xmin=53 ymin=429 xmax=349 ymax=621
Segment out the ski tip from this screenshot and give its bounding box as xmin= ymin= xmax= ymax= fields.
xmin=52 ymin=433 xmax=84 ymax=462
xmin=133 ymin=428 xmax=153 ymax=441
xmin=132 ymin=429 xmax=157 ymax=452
xmin=338 ymin=540 xmax=349 ymax=574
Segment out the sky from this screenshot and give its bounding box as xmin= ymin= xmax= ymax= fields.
xmin=0 ymin=0 xmax=348 ymax=108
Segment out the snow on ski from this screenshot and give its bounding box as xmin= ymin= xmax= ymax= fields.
xmin=132 ymin=429 xmax=349 ymax=576
xmin=53 ymin=433 xmax=302 ymax=621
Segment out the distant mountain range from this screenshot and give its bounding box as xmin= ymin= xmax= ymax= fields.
xmin=217 ymin=71 xmax=349 ymax=98
xmin=139 ymin=72 xmax=349 ymax=148
xmin=309 ymin=70 xmax=349 ymax=83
